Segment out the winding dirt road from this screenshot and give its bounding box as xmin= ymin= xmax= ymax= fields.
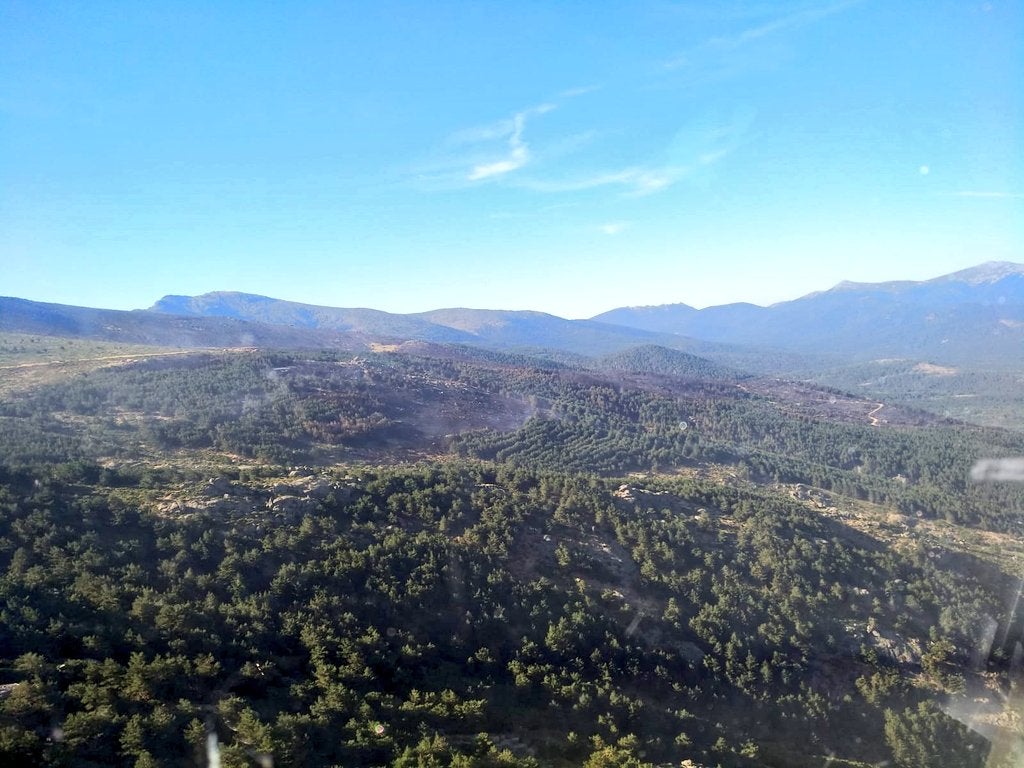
xmin=868 ymin=402 xmax=885 ymax=426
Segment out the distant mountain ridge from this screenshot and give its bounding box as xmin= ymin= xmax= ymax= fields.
xmin=152 ymin=292 xmax=477 ymax=344
xmin=3 ymin=261 xmax=1021 ymax=368
xmin=149 ymin=292 xmax=713 ymax=357
xmin=0 ymin=296 xmax=372 ymax=350
xmin=592 ymin=261 xmax=1024 ymax=365
xmin=816 ymin=261 xmax=1024 ymax=298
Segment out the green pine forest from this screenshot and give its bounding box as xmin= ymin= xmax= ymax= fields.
xmin=0 ymin=339 xmax=1022 ymax=767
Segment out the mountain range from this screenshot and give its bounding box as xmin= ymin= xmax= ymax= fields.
xmin=150 ymin=293 xmax=709 ymax=357
xmin=592 ymin=261 xmax=1024 ymax=365
xmin=2 ymin=261 xmax=1021 ymax=368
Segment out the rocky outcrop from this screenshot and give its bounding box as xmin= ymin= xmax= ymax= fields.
xmin=154 ymin=474 xmax=357 ymax=524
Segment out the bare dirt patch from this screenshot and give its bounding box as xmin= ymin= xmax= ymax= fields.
xmin=913 ymin=362 xmax=959 ymax=376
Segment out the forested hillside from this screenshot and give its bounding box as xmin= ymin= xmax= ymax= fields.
xmin=3 ymin=349 xmax=1019 ymax=531
xmin=0 ymin=461 xmax=1002 ymax=767
xmin=0 ymin=340 xmax=1022 ymax=766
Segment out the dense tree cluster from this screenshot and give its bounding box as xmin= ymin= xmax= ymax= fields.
xmin=593 ymin=345 xmax=742 ymax=382
xmin=454 ymin=376 xmax=1024 ymax=531
xmin=0 ymin=461 xmax=1003 ymax=766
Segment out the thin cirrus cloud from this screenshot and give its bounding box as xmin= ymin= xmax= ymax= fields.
xmin=558 ymin=84 xmax=602 ymax=99
xmin=466 ymin=104 xmax=555 ymax=181
xmin=663 ymin=0 xmax=861 ymax=69
xmin=412 ymin=87 xmax=606 ymax=190
xmin=407 ymin=102 xmax=557 ymax=189
xmin=518 ymin=166 xmax=686 ymax=196
xmin=708 ymin=0 xmax=860 ymax=49
xmin=413 ymin=97 xmax=745 ymax=202
xmin=510 ymin=105 xmax=751 ymax=198
xmin=599 ymin=222 xmax=629 ymax=235
xmin=412 ymin=65 xmax=748 ymax=200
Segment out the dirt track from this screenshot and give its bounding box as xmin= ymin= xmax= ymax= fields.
xmin=0 ymin=350 xmax=196 ymax=371
xmin=868 ymin=402 xmax=885 ymax=426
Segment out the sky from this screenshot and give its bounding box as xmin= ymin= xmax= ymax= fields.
xmin=1 ymin=1 xmax=1021 ymax=318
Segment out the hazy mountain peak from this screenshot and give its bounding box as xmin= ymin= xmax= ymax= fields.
xmin=602 ymin=301 xmax=697 ymax=313
xmin=825 ymin=262 xmax=1024 ymax=294
xmin=929 ymin=261 xmax=1024 ymax=284
xmin=150 ymin=292 xmax=282 ymax=318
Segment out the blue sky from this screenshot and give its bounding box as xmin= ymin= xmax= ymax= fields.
xmin=1 ymin=1 xmax=1021 ymax=318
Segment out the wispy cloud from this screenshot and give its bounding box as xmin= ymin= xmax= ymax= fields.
xmin=467 ymin=133 xmax=528 ymax=181
xmin=952 ymin=190 xmax=1024 ymax=199
xmin=413 ymin=100 xmax=746 ymax=200
xmin=466 ymin=104 xmax=555 ymax=181
xmin=710 ymin=0 xmax=858 ymax=49
xmin=599 ymin=221 xmax=629 ymax=235
xmin=407 ymin=103 xmax=557 ymax=189
xmin=664 ymin=0 xmax=861 ymax=70
xmin=698 ymin=148 xmax=732 ymax=166
xmin=411 ymin=30 xmax=751 ymax=200
xmin=448 ymin=119 xmax=519 ymax=144
xmin=518 ymin=166 xmax=686 ymax=196
xmin=559 ymin=84 xmax=602 ymax=98
xmin=410 ymin=82 xmax=610 ymax=190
